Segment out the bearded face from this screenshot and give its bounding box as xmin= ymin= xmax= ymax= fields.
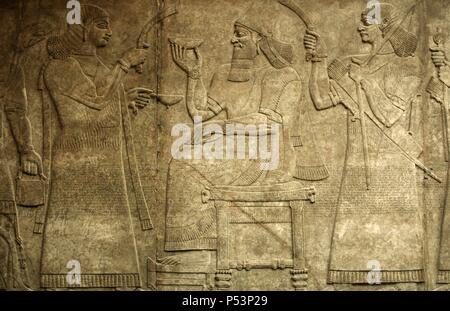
xmin=231 ymin=25 xmax=260 ymax=60
xmin=228 ymin=25 xmax=261 ymax=82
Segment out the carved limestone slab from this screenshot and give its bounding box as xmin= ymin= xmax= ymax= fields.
xmin=1 ymin=0 xmax=450 ymax=291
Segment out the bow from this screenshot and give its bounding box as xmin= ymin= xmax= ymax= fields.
xmin=135 ymin=0 xmax=178 ymax=73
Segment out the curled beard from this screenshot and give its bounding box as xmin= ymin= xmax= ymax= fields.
xmin=227 ymin=48 xmax=255 ymax=82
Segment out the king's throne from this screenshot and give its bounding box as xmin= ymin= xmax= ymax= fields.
xmin=148 ymin=182 xmax=315 ymax=291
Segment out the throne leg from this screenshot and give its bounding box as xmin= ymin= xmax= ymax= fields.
xmin=291 ymin=269 xmax=308 ymax=291
xmin=291 ymin=201 xmax=308 ymax=291
xmin=215 ymin=270 xmax=232 ymax=289
xmin=215 ymin=201 xmax=232 ymax=290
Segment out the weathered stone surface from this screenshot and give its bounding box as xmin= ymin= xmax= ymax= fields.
xmin=1 ymin=0 xmax=450 ymax=291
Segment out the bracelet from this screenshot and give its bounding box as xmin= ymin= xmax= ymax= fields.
xmin=188 ymin=69 xmax=201 ymax=80
xmin=21 ymin=145 xmax=35 ymax=154
xmin=118 ymin=59 xmax=130 ymax=73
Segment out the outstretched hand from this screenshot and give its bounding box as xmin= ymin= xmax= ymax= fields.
xmin=127 ymin=87 xmax=154 ymax=114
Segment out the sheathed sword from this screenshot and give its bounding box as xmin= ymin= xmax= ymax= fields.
xmin=356 ymin=83 xmax=371 ymax=189
xmin=433 ymin=28 xmax=450 ymax=163
xmin=333 ymin=79 xmax=442 ymax=183
xmin=365 ymin=111 xmax=442 ymax=183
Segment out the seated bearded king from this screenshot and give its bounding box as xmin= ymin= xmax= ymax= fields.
xmin=162 ymin=1 xmax=327 ymax=267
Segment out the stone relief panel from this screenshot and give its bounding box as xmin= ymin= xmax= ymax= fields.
xmin=1 ymin=0 xmax=450 ymax=291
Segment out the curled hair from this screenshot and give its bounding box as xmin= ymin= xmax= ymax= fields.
xmin=47 ymin=4 xmax=109 ymax=59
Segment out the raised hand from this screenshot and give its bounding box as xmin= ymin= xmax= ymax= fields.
xmin=121 ymin=48 xmax=147 ymax=68
xmin=430 ymin=47 xmax=450 ymax=87
xmin=430 ymin=46 xmax=448 ymax=69
xmin=303 ymin=28 xmax=327 ymax=62
xmin=170 ymin=43 xmax=202 ymax=79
